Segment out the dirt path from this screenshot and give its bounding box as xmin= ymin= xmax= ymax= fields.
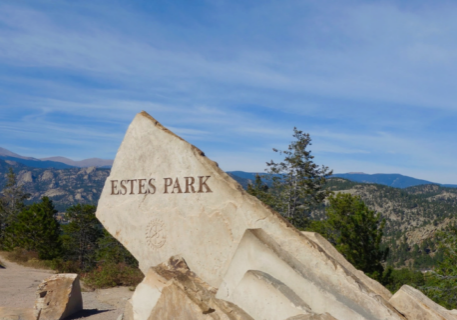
xmin=0 ymin=257 xmax=133 ymax=320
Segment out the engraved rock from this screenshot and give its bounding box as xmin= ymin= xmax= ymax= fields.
xmin=145 ymin=218 xmax=166 ymax=250
xmin=96 ymin=111 xmax=417 ymax=319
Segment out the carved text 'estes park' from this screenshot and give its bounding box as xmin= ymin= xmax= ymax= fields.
xmin=110 ymin=176 xmax=212 ymax=195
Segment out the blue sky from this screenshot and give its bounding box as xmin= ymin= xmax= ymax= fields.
xmin=1 ymin=0 xmax=457 ymax=183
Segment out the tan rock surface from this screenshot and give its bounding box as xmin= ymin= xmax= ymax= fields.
xmin=125 ymin=256 xmax=253 ymax=320
xmin=389 ymin=285 xmax=457 ymax=320
xmin=34 ymin=274 xmax=83 ymax=320
xmin=303 ymin=231 xmax=392 ymax=301
xmin=96 ymin=111 xmax=406 ymax=320
xmin=0 ymin=255 xmax=54 ymax=309
xmin=285 ymin=314 xmax=338 ymax=320
xmin=0 ymin=307 xmax=35 ymax=320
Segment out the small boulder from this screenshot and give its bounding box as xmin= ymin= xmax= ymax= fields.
xmin=389 ymin=285 xmax=457 ymax=320
xmin=34 ymin=274 xmax=83 ymax=320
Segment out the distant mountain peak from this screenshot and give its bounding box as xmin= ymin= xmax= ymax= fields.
xmin=40 ymin=156 xmax=113 ymax=168
xmin=0 ymin=147 xmax=36 ymax=160
xmin=0 ymin=147 xmax=113 ymax=169
xmin=331 ymin=173 xmax=437 ymax=189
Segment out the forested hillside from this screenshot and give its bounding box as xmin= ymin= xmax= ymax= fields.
xmin=1 ymin=159 xmax=456 ymax=268
xmin=315 ymin=178 xmax=457 ymax=268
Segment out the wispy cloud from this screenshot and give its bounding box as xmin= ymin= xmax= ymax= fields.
xmin=2 ymin=0 xmax=457 ymax=182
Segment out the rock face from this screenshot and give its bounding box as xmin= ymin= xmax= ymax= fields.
xmin=34 ymin=274 xmax=82 ymax=320
xmin=389 ymin=285 xmax=457 ymax=320
xmin=96 ymin=111 xmax=430 ymax=320
xmin=0 ymin=159 xmax=110 ymax=212
xmin=302 ymin=231 xmax=393 ymax=302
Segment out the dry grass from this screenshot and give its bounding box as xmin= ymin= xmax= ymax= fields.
xmin=0 ymin=248 xmax=52 ymax=270
xmin=82 ymin=262 xmax=143 ymax=289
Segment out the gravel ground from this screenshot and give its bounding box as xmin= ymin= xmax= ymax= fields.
xmin=0 ymin=256 xmax=133 ymax=320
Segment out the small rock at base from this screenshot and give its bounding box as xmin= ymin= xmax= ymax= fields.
xmin=34 ymin=273 xmax=83 ymax=320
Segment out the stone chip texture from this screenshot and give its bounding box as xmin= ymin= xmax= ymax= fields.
xmin=124 ymin=256 xmax=254 ymax=320
xmin=34 ymin=274 xmax=83 ymax=320
xmin=389 ymin=285 xmax=457 ymax=320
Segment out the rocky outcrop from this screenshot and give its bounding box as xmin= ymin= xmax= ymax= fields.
xmin=389 ymin=285 xmax=457 ymax=320
xmin=125 ymin=256 xmax=254 ymax=320
xmin=97 ymin=111 xmax=409 ymax=320
xmin=0 ymin=161 xmax=110 ymax=211
xmin=34 ymin=274 xmax=82 ymax=320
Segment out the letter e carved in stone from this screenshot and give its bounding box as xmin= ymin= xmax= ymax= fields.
xmin=138 ymin=179 xmax=147 ymax=194
xmin=111 ymin=180 xmax=119 ymax=195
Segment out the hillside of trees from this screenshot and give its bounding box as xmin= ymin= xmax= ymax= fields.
xmin=317 ymin=178 xmax=457 ymax=269
xmin=1 ymin=157 xmax=456 ymax=270
xmin=0 ymin=167 xmax=142 ymax=288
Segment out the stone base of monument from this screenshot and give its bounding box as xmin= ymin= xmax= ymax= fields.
xmin=34 ymin=274 xmax=83 ymax=320
xmin=123 ymin=256 xmax=337 ymax=320
xmin=124 ymin=256 xmax=254 ymax=320
xmin=0 ymin=274 xmax=82 ymax=320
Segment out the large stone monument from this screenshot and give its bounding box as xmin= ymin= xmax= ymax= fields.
xmin=96 ymin=111 xmax=456 ymax=320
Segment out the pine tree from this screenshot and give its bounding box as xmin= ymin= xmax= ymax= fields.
xmin=246 ymin=175 xmax=277 ymax=209
xmin=265 ymin=128 xmax=332 ymax=228
xmin=0 ymin=167 xmax=30 ymax=248
xmin=61 ymin=204 xmax=102 ymax=270
xmin=6 ymin=197 xmax=62 ymax=260
xmin=325 ymin=193 xmax=389 ymax=282
xmin=421 ymin=224 xmax=457 ymax=309
xmin=96 ymin=229 xmax=138 ymax=266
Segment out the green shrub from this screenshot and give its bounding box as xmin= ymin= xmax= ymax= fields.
xmin=49 ymin=258 xmax=81 ymax=273
xmin=82 ymin=262 xmax=143 ymax=289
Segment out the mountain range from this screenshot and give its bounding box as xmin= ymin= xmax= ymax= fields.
xmin=0 ymin=147 xmax=113 ymax=169
xmin=3 ymin=147 xmax=454 ymax=189
xmin=226 ymin=171 xmax=457 ymax=189
xmin=0 ymin=158 xmax=454 ymax=268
